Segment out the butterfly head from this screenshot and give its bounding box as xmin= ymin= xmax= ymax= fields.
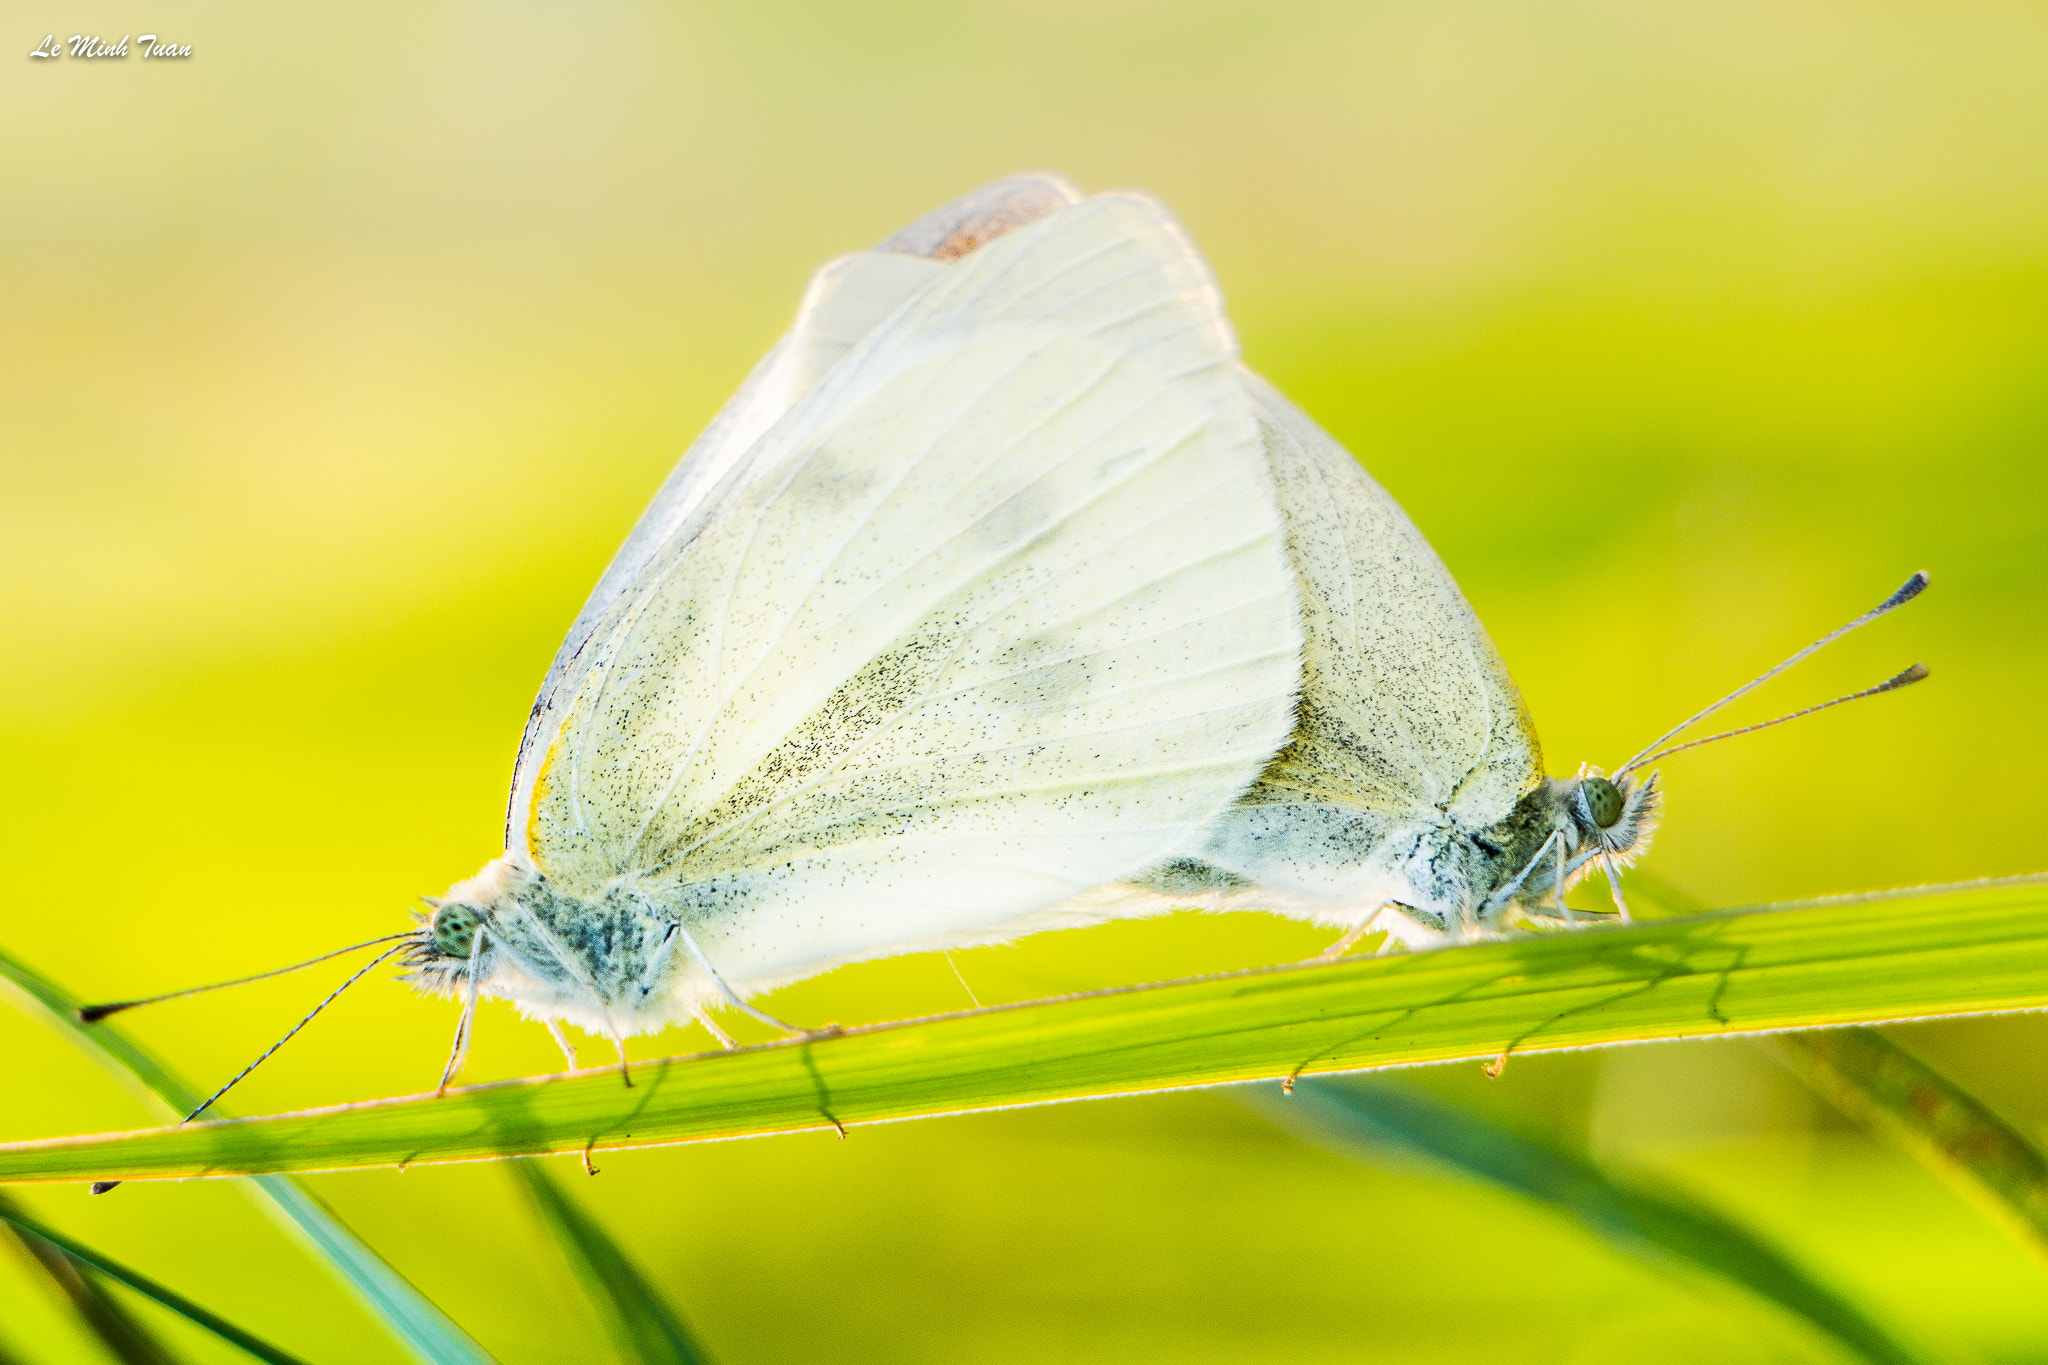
xmin=1564 ymin=768 xmax=1660 ymax=866
xmin=401 ymin=858 xmax=522 ymax=996
xmin=1444 ymin=768 xmax=1659 ymax=933
xmin=402 ymin=858 xmax=695 ymax=1036
xmin=1498 ymin=768 xmax=1660 ymax=920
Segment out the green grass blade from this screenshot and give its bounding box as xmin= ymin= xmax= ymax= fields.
xmin=1254 ymin=1079 xmax=1930 ymax=1365
xmin=1626 ymin=871 xmax=2048 ymax=1267
xmin=1 ymin=1192 xmax=183 ymax=1365
xmin=510 ymin=1161 xmax=715 ymax=1365
xmin=0 ymin=946 xmax=499 ymax=1365
xmin=248 ymin=1179 xmax=498 ymax=1365
xmin=1760 ymin=1027 xmax=2048 ymax=1263
xmin=0 ymin=1202 xmax=310 ymax=1365
xmin=1 ymin=875 xmax=2043 ymax=1184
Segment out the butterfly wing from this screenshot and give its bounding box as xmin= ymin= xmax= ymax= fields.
xmin=521 ymin=194 xmax=1302 ymax=987
xmin=506 ymin=174 xmax=1084 ymax=843
xmin=1243 ymin=369 xmax=1540 ymax=820
xmin=875 ymin=171 xmax=1082 ymax=260
xmin=1170 ymin=370 xmax=1542 ymax=908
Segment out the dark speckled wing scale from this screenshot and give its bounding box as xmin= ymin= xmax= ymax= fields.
xmin=505 ymin=185 xmax=1304 ymax=987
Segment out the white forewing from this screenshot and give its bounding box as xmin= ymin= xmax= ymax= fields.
xmin=521 ymin=194 xmax=1301 ymax=987
xmin=507 ymin=176 xmax=1083 ymax=843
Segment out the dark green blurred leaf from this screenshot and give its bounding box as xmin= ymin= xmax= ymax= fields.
xmin=0 ymin=945 xmax=499 ymax=1365
xmin=1629 ymin=872 xmax=2048 ymax=1269
xmin=0 ymin=877 xmax=2043 ymax=1184
xmin=0 ymin=1200 xmax=309 ymax=1365
xmin=1761 ymin=1028 xmax=2048 ymax=1265
xmin=511 ymin=1160 xmax=714 ymax=1365
xmin=1256 ymin=1079 xmax=1931 ymax=1365
xmin=0 ymin=1191 xmax=182 ymax=1365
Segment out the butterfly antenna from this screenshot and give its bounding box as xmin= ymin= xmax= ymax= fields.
xmin=1615 ymin=571 xmax=1929 ymax=778
xmin=179 ymin=942 xmax=409 ymax=1125
xmin=77 ymin=933 xmax=415 ymax=1023
xmin=1622 ymin=662 xmax=1929 ymax=769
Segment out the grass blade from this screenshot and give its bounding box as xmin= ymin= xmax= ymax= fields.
xmin=0 ymin=875 xmax=2044 ymax=1184
xmin=0 ymin=945 xmax=498 ymax=1365
xmin=510 ymin=1160 xmax=715 ymax=1365
xmin=1253 ymin=1079 xmax=1930 ymax=1365
xmin=1760 ymin=1028 xmax=2048 ymax=1262
xmin=1 ymin=1192 xmax=183 ymax=1365
xmin=0 ymin=1201 xmax=310 ymax=1365
xmin=1629 ymin=870 xmax=2048 ymax=1267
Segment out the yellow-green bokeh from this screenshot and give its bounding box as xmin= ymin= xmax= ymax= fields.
xmin=3 ymin=2 xmax=2046 ymax=1361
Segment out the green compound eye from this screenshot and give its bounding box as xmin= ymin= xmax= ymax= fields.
xmin=1583 ymin=777 xmax=1624 ymax=829
xmin=431 ymin=905 xmax=480 ymax=959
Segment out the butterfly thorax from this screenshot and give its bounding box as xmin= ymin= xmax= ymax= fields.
xmin=402 ymin=857 xmax=692 ymax=1035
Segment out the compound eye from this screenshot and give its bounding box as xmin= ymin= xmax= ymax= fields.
xmin=431 ymin=905 xmax=480 ymax=959
xmin=1583 ymin=777 xmax=1624 ymax=829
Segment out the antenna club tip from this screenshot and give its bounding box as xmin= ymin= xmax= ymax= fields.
xmin=76 ymin=1004 xmax=118 ymax=1024
xmin=1882 ymin=570 xmax=1932 ymax=611
xmin=88 ymin=1181 xmax=122 ymax=1195
xmin=1899 ymin=661 xmax=1931 ymax=684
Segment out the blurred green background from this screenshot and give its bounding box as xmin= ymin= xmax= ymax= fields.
xmin=4 ymin=1 xmax=2047 ymax=1361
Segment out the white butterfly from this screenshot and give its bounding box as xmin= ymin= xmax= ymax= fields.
xmin=86 ymin=176 xmax=1924 ymax=1113
xmin=404 ymin=176 xmax=1306 ymax=1073
xmin=619 ymin=174 xmax=1657 ymax=965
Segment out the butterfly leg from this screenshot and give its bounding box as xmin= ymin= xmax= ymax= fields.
xmin=435 ymin=1001 xmax=471 ymax=1097
xmin=610 ymin=1032 xmax=633 ymax=1088
xmin=670 ymin=921 xmax=826 ymax=1039
xmin=1555 ymin=837 xmax=1576 ymax=924
xmin=1314 ymin=921 xmax=1375 ymax=961
xmin=688 ymin=1002 xmax=739 ymax=1050
xmin=544 ymin=1018 xmax=579 ymax=1071
xmin=1371 ymin=902 xmax=1450 ymax=953
xmin=437 ymin=927 xmax=488 ymax=1096
xmin=1599 ymin=854 xmax=1633 ymax=922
